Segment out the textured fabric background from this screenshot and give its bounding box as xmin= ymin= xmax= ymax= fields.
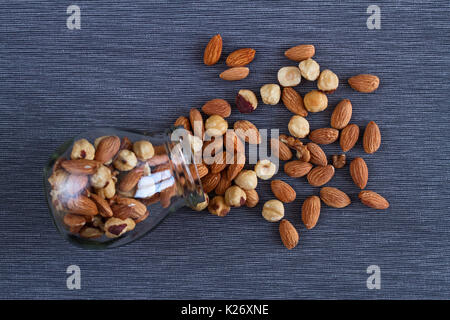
xmin=0 ymin=0 xmax=449 ymax=299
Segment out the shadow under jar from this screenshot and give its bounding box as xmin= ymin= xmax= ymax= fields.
xmin=43 ymin=127 xmax=205 ymax=249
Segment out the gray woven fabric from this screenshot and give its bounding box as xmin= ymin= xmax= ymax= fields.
xmin=0 ymin=0 xmax=449 ymax=299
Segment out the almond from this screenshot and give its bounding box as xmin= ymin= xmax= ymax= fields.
xmin=226 ymin=48 xmax=256 ymax=67
xmin=63 ymin=213 xmax=86 ymax=228
xmin=189 ymin=108 xmax=204 ymax=138
xmin=301 ymin=196 xmax=321 ymax=229
xmin=219 ymin=67 xmax=249 ymax=81
xmin=363 ymin=121 xmax=381 ymax=154
xmin=201 ymin=99 xmax=232 ymax=118
xmin=234 ymin=120 xmax=261 ymax=144
xmin=331 ymin=99 xmax=352 ymax=129
xmin=359 ymin=190 xmax=389 ymax=209
xmin=215 ymin=171 xmax=231 ymax=195
xmin=119 ymin=167 xmax=143 ymax=192
xmin=203 ymin=34 xmax=222 ymax=66
xmin=279 ymin=219 xmax=299 ymax=249
xmin=226 ymin=153 xmax=245 ymax=180
xmin=349 ymin=157 xmax=368 ymax=189
xmin=309 ymin=128 xmax=339 ymax=145
xmin=209 ymin=152 xmax=229 ymax=173
xmin=67 ymin=195 xmax=98 ymax=216
xmin=319 ymin=187 xmax=351 ymax=208
xmin=244 ymin=189 xmax=259 ymax=208
xmin=90 ymin=193 xmax=113 ymax=217
xmin=340 ymin=124 xmax=360 ymax=152
xmin=201 ymin=172 xmax=221 ymax=193
xmin=271 ymin=138 xmax=292 ymax=161
xmin=190 ymin=162 xmax=209 ymax=179
xmin=348 ymin=74 xmax=379 ymax=93
xmin=306 ymin=143 xmax=327 ymax=166
xmin=307 ymin=165 xmax=335 ymax=187
xmin=281 ymin=87 xmax=308 ymax=117
xmin=224 ymin=130 xmax=245 ymax=154
xmin=160 ymin=184 xmax=176 ymax=208
xmin=271 ymin=180 xmax=296 ymax=203
xmin=95 ymin=136 xmax=120 ymax=163
xmin=284 ymin=160 xmax=313 ymax=178
xmin=61 ymin=159 xmax=100 ymax=175
xmin=174 ymin=116 xmax=191 ymax=131
xmin=112 ymin=197 xmax=147 ymax=220
xmin=284 ymin=44 xmax=315 ymax=62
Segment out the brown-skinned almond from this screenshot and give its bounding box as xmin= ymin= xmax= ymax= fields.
xmin=340 ymin=124 xmax=359 ymax=152
xmin=201 ymin=99 xmax=231 ymax=118
xmin=201 ymin=172 xmax=221 ymax=193
xmin=203 ymin=34 xmax=222 ymax=66
xmin=271 ymin=180 xmax=296 ymax=203
xmin=307 ymin=165 xmax=335 ymax=187
xmin=281 ymin=87 xmax=308 ymax=117
xmin=119 ymin=167 xmax=144 ymax=192
xmin=67 ymin=195 xmax=98 ymax=216
xmin=359 ymin=190 xmax=389 ymax=209
xmin=363 ymin=121 xmax=381 ymax=154
xmin=349 ymin=157 xmax=368 ymax=189
xmin=302 ymin=196 xmax=321 ymax=229
xmin=95 ymin=136 xmax=120 ymax=164
xmin=284 ymin=160 xmax=313 ymax=178
xmin=271 ymin=138 xmax=292 ymax=161
xmin=319 ymin=187 xmax=351 ymax=208
xmin=309 ymin=128 xmax=339 ymax=145
xmin=61 ymin=159 xmax=101 ymax=175
xmin=90 ymin=193 xmax=113 ymax=217
xmin=331 ymin=99 xmax=352 ymax=129
xmin=234 ymin=120 xmax=261 ymax=144
xmin=219 ymin=67 xmax=249 ymax=81
xmin=306 ymin=143 xmax=327 ymax=166
xmin=284 ymin=44 xmax=315 ymax=62
xmin=226 ymin=48 xmax=256 ymax=67
xmin=348 ymin=74 xmax=379 ymax=93
xmin=189 ymin=108 xmax=204 ymax=138
xmin=279 ymin=219 xmax=299 ymax=249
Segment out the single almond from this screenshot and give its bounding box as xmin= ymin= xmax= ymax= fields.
xmin=320 ymin=187 xmax=351 ymax=208
xmin=226 ymin=48 xmax=256 ymax=67
xmin=309 ymin=128 xmax=339 ymax=145
xmin=349 ymin=157 xmax=368 ymax=189
xmin=281 ymin=87 xmax=308 ymax=117
xmin=284 ymin=44 xmax=315 ymax=62
xmin=226 ymin=154 xmax=245 ymax=181
xmin=63 ymin=213 xmax=86 ymax=228
xmin=301 ymin=196 xmax=321 ymax=229
xmin=363 ymin=121 xmax=381 ymax=154
xmin=90 ymin=193 xmax=113 ymax=217
xmin=219 ymin=67 xmax=249 ymax=81
xmin=279 ymin=219 xmax=299 ymax=249
xmin=271 ymin=138 xmax=292 ymax=161
xmin=244 ymin=189 xmax=259 ymax=208
xmin=224 ymin=130 xmax=245 ymax=154
xmin=61 ymin=159 xmax=100 ymax=175
xmin=306 ymin=143 xmax=327 ymax=166
xmin=67 ymin=195 xmax=98 ymax=216
xmin=201 ymin=172 xmax=221 ymax=193
xmin=95 ymin=136 xmax=120 ymax=164
xmin=119 ymin=167 xmax=143 ymax=192
xmin=359 ymin=190 xmax=389 ymax=209
xmin=112 ymin=197 xmax=147 ymax=220
xmin=331 ymin=99 xmax=352 ymax=129
xmin=189 ymin=108 xmax=204 ymax=138
xmin=174 ymin=116 xmax=191 ymax=131
xmin=348 ymin=74 xmax=379 ymax=93
xmin=209 ymin=152 xmax=229 ymax=173
xmin=234 ymin=120 xmax=261 ymax=144
xmin=215 ymin=171 xmax=232 ymax=195
xmin=340 ymin=124 xmax=360 ymax=152
xmin=201 ymin=99 xmax=232 ymax=118
xmin=271 ymin=180 xmax=296 ymax=203
xmin=284 ymin=160 xmax=313 ymax=178
xmin=203 ymin=34 xmax=222 ymax=66
xmin=307 ymin=165 xmax=335 ymax=187
xmin=190 ymin=163 xmax=209 ymax=179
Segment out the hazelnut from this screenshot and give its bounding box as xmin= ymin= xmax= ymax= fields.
xmin=224 ymin=185 xmax=247 ymax=207
xmin=277 ymin=66 xmax=301 ymax=87
xmin=79 ymin=227 xmax=103 ymax=239
xmin=113 ymin=150 xmax=138 ymax=171
xmin=188 ymin=134 xmax=203 ymax=153
xmin=303 ymin=90 xmax=328 ymax=112
xmin=191 ymin=193 xmax=209 ymax=211
xmin=104 ymin=217 xmax=130 ymax=238
xmin=254 ymin=159 xmax=277 ymax=180
xmin=299 ymin=58 xmax=320 ymax=81
xmin=260 ymin=84 xmax=281 ymax=105
xmin=71 ymin=139 xmax=95 ymax=160
xmin=205 ymin=115 xmax=228 ymax=137
xmin=288 ymin=115 xmax=310 ymax=138
xmin=317 ymin=69 xmax=339 ymax=92
xmin=97 ymin=178 xmax=116 ymax=199
xmin=234 ymin=170 xmax=258 ymax=190
xmin=262 ymin=200 xmax=285 ymax=222
xmin=236 ymin=89 xmax=258 ymax=113
xmin=90 ymin=165 xmax=111 ymax=189
xmin=208 ymin=196 xmax=231 ymax=216
xmin=133 ymin=140 xmax=155 ymax=160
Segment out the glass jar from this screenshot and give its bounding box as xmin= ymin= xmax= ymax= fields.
xmin=43 ymin=127 xmax=205 ymax=249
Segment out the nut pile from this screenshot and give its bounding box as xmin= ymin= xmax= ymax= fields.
xmin=200 ymin=35 xmax=388 ymax=250
xmin=48 ymin=135 xmax=179 ymax=239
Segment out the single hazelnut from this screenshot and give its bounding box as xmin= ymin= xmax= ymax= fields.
xmin=205 ymin=115 xmax=228 ymax=137
xmin=133 ymin=140 xmax=155 ymax=160
xmin=254 ymin=159 xmax=277 ymax=180
xmin=113 ymin=150 xmax=138 ymax=171
xmin=79 ymin=227 xmax=103 ymax=239
xmin=97 ymin=178 xmax=116 ymax=199
xmin=208 ymin=196 xmax=231 ymax=216
xmin=317 ymin=69 xmax=339 ymax=93
xmin=224 ymin=185 xmax=247 ymax=207
xmin=303 ymin=90 xmax=328 ymax=112
xmin=277 ymin=66 xmax=301 ymax=87
xmin=71 ymin=139 xmax=95 ymax=160
xmin=234 ymin=170 xmax=258 ymax=190
xmin=299 ymin=58 xmax=320 ymax=81
xmin=288 ymin=115 xmax=310 ymax=138
xmin=190 ymin=193 xmax=209 ymax=211
xmin=89 ymin=165 xmax=111 ymax=189
xmin=262 ymin=200 xmax=285 ymax=222
xmin=260 ymin=84 xmax=281 ymax=105
xmin=236 ymin=89 xmax=258 ymax=113
xmin=104 ymin=217 xmax=130 ymax=238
